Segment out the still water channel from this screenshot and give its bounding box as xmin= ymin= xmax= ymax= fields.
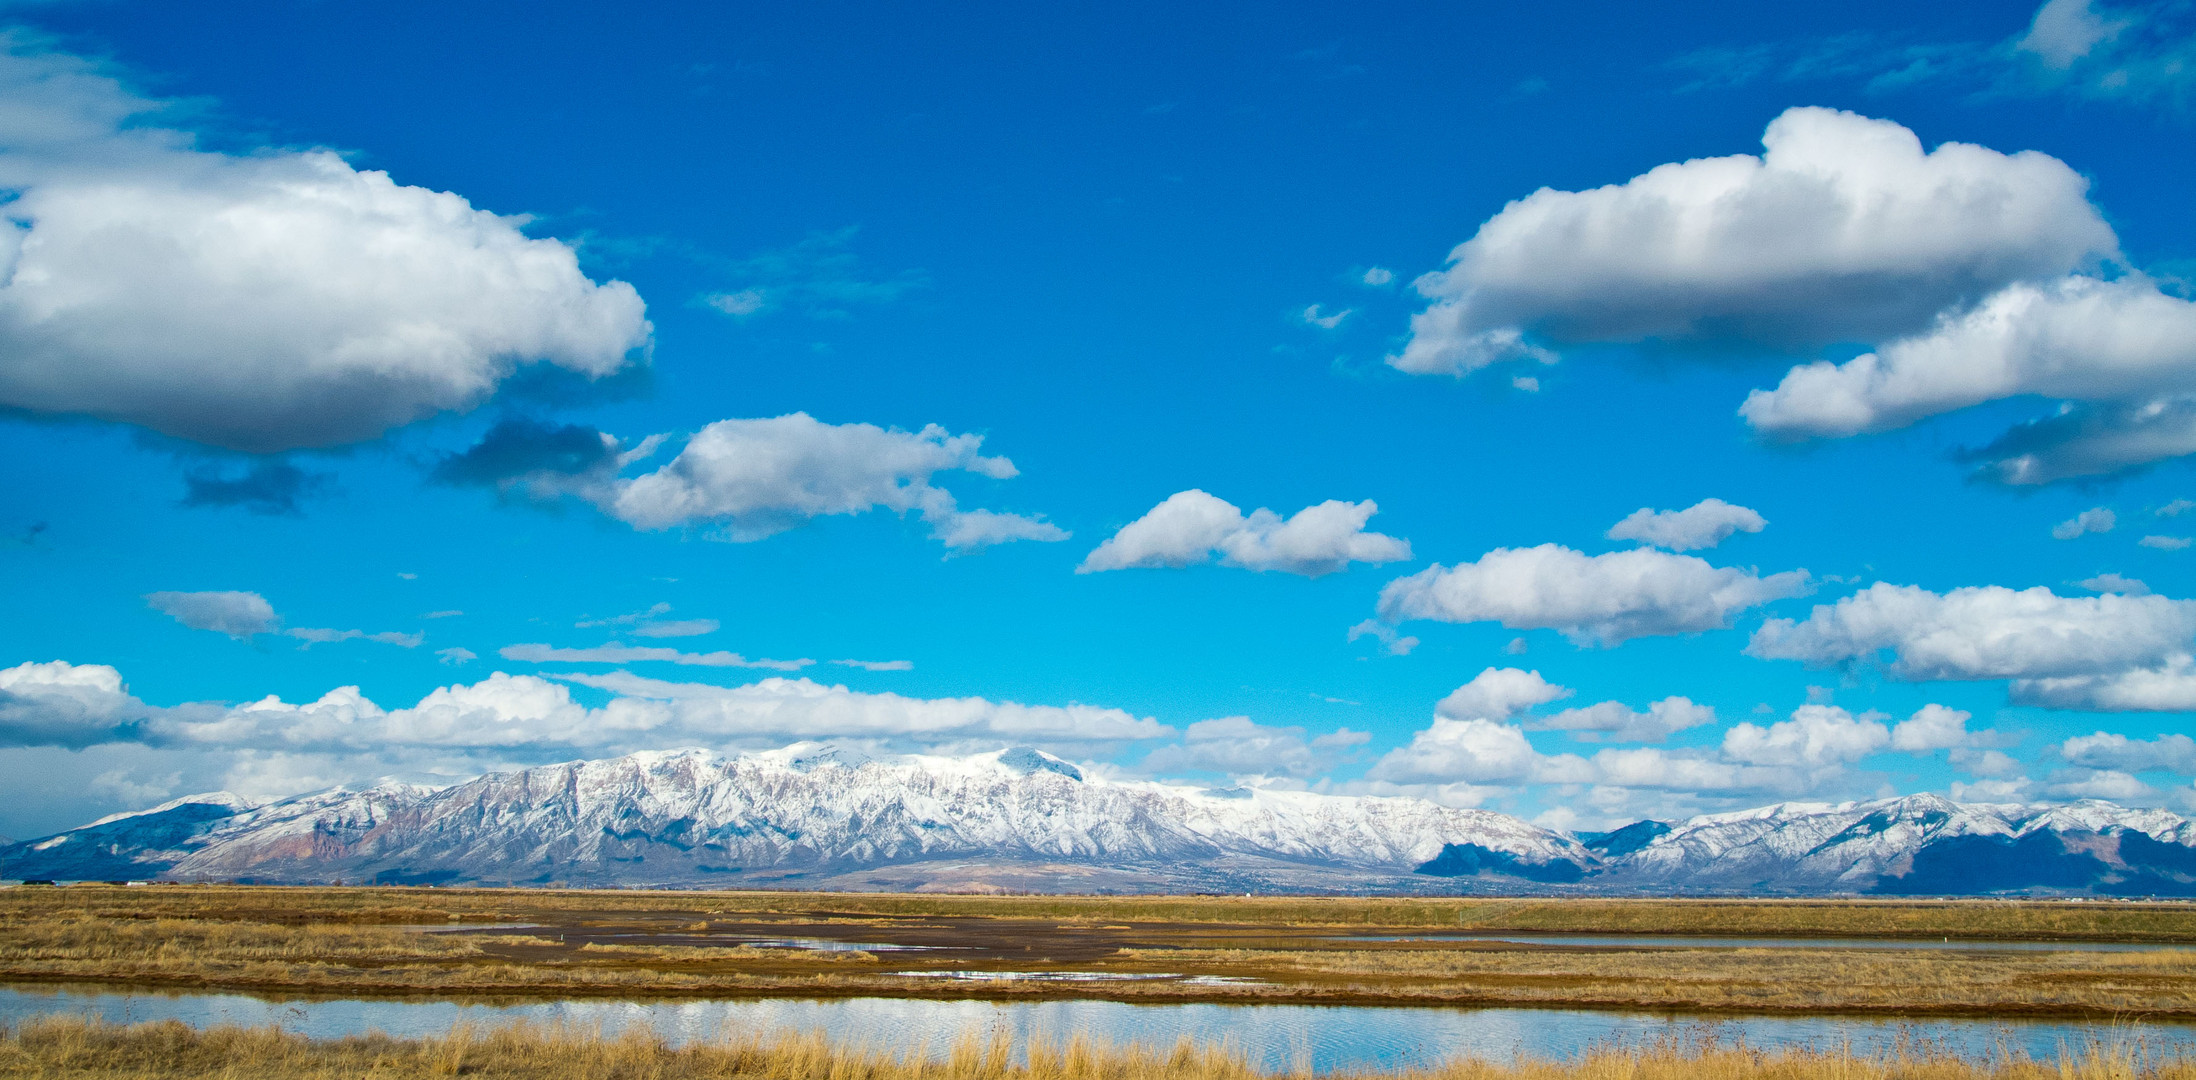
xmin=4 ymin=986 xmax=2192 ymax=1074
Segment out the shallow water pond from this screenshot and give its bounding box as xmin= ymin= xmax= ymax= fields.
xmin=5 ymin=986 xmax=2194 ymax=1073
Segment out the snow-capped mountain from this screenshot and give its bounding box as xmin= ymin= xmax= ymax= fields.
xmin=7 ymin=746 xmax=2196 ymax=895
xmin=0 ymin=746 xmax=1588 ymax=892
xmin=1596 ymin=793 xmax=2196 ymax=896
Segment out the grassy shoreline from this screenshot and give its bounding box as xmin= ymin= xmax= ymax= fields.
xmin=14 ymin=885 xmax=2196 ymax=938
xmin=10 ymin=886 xmax=2196 ymax=1018
xmin=6 ymin=1016 xmax=2196 ymax=1080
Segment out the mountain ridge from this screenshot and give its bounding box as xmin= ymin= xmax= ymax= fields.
xmin=7 ymin=745 xmax=2195 ymax=896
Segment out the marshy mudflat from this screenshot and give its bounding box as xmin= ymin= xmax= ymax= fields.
xmin=8 ymin=886 xmax=2196 ymax=1016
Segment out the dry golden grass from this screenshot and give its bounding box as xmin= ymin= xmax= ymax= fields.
xmin=10 ymin=886 xmax=2196 ymax=1015
xmin=2 ymin=1016 xmax=2193 ymax=1080
xmin=9 ymin=885 xmax=2196 ymax=939
xmin=1115 ymin=947 xmax=2196 ymax=1014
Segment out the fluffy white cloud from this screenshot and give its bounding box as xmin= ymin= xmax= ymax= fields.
xmin=555 ymin=671 xmax=1171 ymax=745
xmin=1749 ymin=583 xmax=2196 ymax=680
xmin=1392 ymin=107 xmax=2113 ymax=375
xmin=499 ymin=643 xmax=812 ymax=671
xmin=144 ymin=590 xmax=277 ymax=640
xmin=1531 ymin=696 xmax=1716 ymax=743
xmin=1722 ymin=705 xmax=1891 ymax=768
xmin=2053 ymin=507 xmax=2117 ymax=540
xmin=1142 ymin=716 xmax=1368 ymax=779
xmin=1889 ymin=704 xmax=1974 ymax=752
xmin=2051 ymin=768 xmax=2157 ymax=801
xmin=1741 ymin=276 xmax=2196 ymax=482
xmin=2143 ymin=535 xmax=2194 ymax=550
xmin=1583 ymin=747 xmax=1747 ymax=792
xmin=1378 ymin=544 xmax=1810 ymax=646
xmin=0 ymin=40 xmax=648 ymax=452
xmin=1368 ymin=701 xmax=1910 ymax=799
xmin=0 ymin=660 xmax=146 ymax=748
xmin=2012 ymin=653 xmax=2196 ymax=711
xmin=1435 ymin=667 xmax=1570 ymax=722
xmin=831 ymin=659 xmax=914 ymax=672
xmin=605 ymin=413 xmax=1064 ymax=549
xmin=2060 ymin=730 xmax=2196 ymax=774
xmin=1367 ymin=717 xmax=1569 ymax=785
xmin=1606 ymin=498 xmax=1767 ymax=551
xmin=1079 ymin=490 xmax=1411 ymax=576
xmin=0 ymin=662 xmax=1178 ymax=801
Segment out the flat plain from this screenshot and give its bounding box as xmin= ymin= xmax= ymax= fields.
xmin=8 ymin=885 xmax=2196 ymax=1017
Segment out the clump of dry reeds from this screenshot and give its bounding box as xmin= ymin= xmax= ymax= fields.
xmin=4 ymin=1016 xmax=2194 ymax=1080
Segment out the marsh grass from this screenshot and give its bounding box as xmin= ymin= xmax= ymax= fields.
xmin=3 ymin=1017 xmax=2194 ymax=1080
xmin=11 ymin=887 xmax=2196 ymax=1014
xmin=10 ymin=887 xmax=2196 ymax=940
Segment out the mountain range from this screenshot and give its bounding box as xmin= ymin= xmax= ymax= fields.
xmin=7 ymin=745 xmax=2195 ymax=896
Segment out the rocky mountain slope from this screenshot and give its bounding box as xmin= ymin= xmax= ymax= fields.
xmin=6 ymin=745 xmax=2195 ymax=895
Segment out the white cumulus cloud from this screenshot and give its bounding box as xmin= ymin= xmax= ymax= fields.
xmin=0 ymin=661 xmax=1182 ymax=805
xmin=1391 ymin=106 xmax=2113 ymax=376
xmin=1740 ymin=276 xmax=2196 ymax=483
xmin=1889 ymin=704 xmax=1974 ymax=752
xmin=554 ymin=671 xmax=1172 ymax=746
xmin=0 ymin=660 xmax=147 ymax=748
xmin=1530 ymin=696 xmax=1716 ymax=743
xmin=1607 ymin=498 xmax=1767 ymax=551
xmin=1749 ymin=582 xmax=2196 ymax=681
xmin=1367 ymin=716 xmax=1566 ymax=785
xmin=605 ymin=413 xmax=1065 ymax=550
xmin=1721 ymin=705 xmax=1891 ymax=768
xmin=2012 ymin=653 xmax=2196 ymax=711
xmin=1378 ymin=544 xmax=1810 ymax=646
xmin=0 ymin=39 xmax=649 ymax=452
xmin=1435 ymin=667 xmax=1571 ymax=722
xmin=1079 ymin=490 xmax=1411 ymax=577
xmin=2060 ymin=730 xmax=2196 ymax=774
xmin=1142 ymin=716 xmax=1367 ymax=779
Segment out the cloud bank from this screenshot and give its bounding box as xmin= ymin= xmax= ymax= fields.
xmin=0 ymin=39 xmax=649 ymax=452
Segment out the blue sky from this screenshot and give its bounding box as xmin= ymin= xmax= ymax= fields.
xmin=5 ymin=0 xmax=2196 ymax=840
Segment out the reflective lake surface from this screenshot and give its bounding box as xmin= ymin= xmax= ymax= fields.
xmin=4 ymin=986 xmax=2193 ymax=1074
xmin=1340 ymin=933 xmax=2184 ymax=953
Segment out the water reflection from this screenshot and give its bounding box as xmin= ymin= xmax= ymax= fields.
xmin=2 ymin=986 xmax=2188 ymax=1074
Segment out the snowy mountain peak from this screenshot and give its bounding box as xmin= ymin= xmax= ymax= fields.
xmin=7 ymin=745 xmax=2196 ymax=895
xmin=78 ymin=791 xmax=253 ymax=830
xmin=996 ymin=746 xmax=1083 ymax=781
